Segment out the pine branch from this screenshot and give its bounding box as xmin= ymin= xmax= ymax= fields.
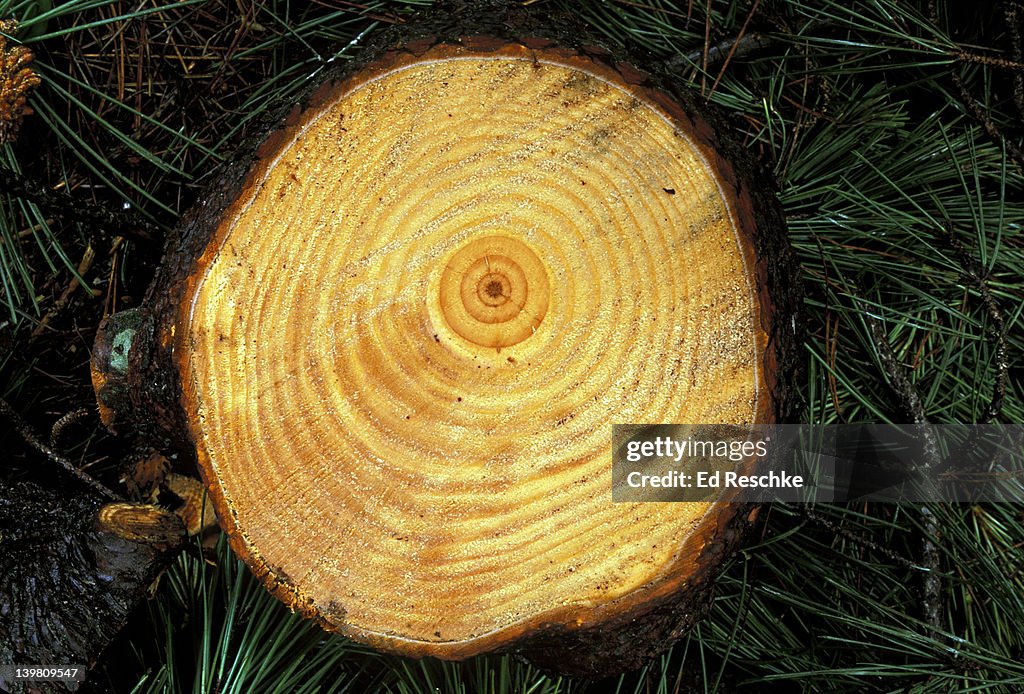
xmin=0 ymin=397 xmax=122 ymax=502
xmin=940 ymin=222 xmax=1010 ymax=423
xmin=858 ymin=299 xmax=944 ymax=638
xmin=926 ymin=0 xmax=1024 ymax=171
xmin=1003 ymin=0 xmax=1024 ymax=122
xmin=0 ymin=165 xmax=161 ymax=244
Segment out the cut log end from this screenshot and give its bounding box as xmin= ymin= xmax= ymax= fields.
xmin=93 ymin=25 xmax=799 ymax=677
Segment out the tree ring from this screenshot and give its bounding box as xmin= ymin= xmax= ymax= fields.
xmin=439 ymin=235 xmax=550 ymax=349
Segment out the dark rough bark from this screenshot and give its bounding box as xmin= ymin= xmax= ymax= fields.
xmin=517 ymin=505 xmax=762 ymax=679
xmin=90 ymin=0 xmax=803 ymax=678
xmin=0 ymin=480 xmax=183 ymax=694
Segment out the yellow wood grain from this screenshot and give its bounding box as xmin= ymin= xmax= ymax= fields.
xmin=180 ymin=50 xmax=767 ymax=651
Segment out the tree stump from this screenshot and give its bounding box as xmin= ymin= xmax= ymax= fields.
xmin=92 ymin=6 xmax=799 ymax=678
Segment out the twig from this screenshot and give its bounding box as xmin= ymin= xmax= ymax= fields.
xmin=812 ymin=233 xmax=846 ymax=422
xmin=670 ymin=31 xmax=773 ymax=74
xmin=0 ymin=165 xmax=161 ymax=244
xmin=927 ymin=0 xmax=1024 ymax=170
xmin=1003 ymin=0 xmax=1024 ymax=121
xmin=928 ymin=223 xmax=1015 ymax=501
xmin=955 ymin=50 xmax=1024 ymax=71
xmin=949 ymin=69 xmax=1024 ymax=171
xmin=941 ymin=223 xmax=1009 ymax=422
xmin=918 ymin=506 xmax=943 ymax=638
xmin=30 ymin=245 xmax=100 ymax=340
xmin=50 ymin=407 xmax=95 ymax=450
xmin=803 ymin=507 xmax=918 ymax=570
xmin=0 ymin=397 xmax=123 ymax=502
xmin=708 ymin=0 xmax=761 ymax=97
xmin=700 ymin=0 xmax=712 ymax=97
xmin=857 ymin=298 xmax=943 ymax=639
xmin=861 ymin=309 xmax=928 ymax=429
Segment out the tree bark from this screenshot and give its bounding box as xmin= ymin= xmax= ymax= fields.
xmin=91 ymin=1 xmax=801 ymax=678
xmin=0 ymin=481 xmax=184 ymax=693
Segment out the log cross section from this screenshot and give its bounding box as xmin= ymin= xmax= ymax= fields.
xmin=173 ymin=42 xmax=777 ymax=662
